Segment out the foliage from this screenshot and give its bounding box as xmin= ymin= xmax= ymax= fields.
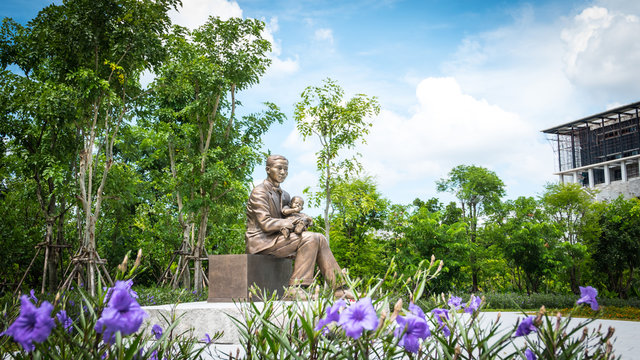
xmin=397 ymin=199 xmax=469 ymax=294
xmin=0 ymin=19 xmax=79 ymax=292
xmin=486 ymin=196 xmax=559 ymax=294
xmin=294 ymin=78 xmax=380 ymax=241
xmin=437 ymin=165 xmax=506 ymax=293
xmin=328 ymin=177 xmax=390 ymax=279
xmin=0 ymin=255 xmax=221 ymax=359
xmin=136 ymin=286 xmax=208 ymax=306
xmin=228 ymin=260 xmax=620 ymax=359
xmin=541 ymin=183 xmax=601 ymax=294
xmin=558 ymin=305 xmax=640 ymax=321
xmin=590 ymin=196 xmax=640 ymax=298
xmin=149 ymin=17 xmax=283 ymax=291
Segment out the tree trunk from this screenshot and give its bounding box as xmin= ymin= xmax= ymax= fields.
xmin=193 ymin=206 xmax=209 ymax=293
xmin=569 ymin=265 xmax=580 ymax=294
xmin=471 ymin=268 xmax=479 ymax=293
xmin=324 ymin=157 xmax=331 ymax=242
xmin=43 ymin=220 xmax=57 ymax=292
xmin=51 ymin=204 xmax=66 ymax=291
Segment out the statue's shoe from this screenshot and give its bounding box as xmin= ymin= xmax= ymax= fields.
xmin=333 ymin=288 xmax=355 ymax=300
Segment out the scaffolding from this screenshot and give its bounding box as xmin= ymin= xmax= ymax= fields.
xmin=543 ymin=101 xmax=640 ymax=186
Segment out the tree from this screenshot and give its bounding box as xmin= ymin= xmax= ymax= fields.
xmin=591 ymin=196 xmax=640 ymax=298
xmin=541 ymin=182 xmax=600 ymax=294
xmin=399 ymin=199 xmax=468 ymax=293
xmin=294 ymin=79 xmax=380 ymax=242
xmin=487 ymin=196 xmax=557 ymax=294
xmin=151 ymin=17 xmax=284 ymax=292
xmin=1 ymin=18 xmax=79 ymax=292
xmin=437 ymin=164 xmax=505 ymax=292
xmin=328 ymin=176 xmax=390 ymax=279
xmin=13 ymin=0 xmax=182 ymax=295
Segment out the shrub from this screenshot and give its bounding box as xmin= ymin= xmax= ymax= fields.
xmin=230 ymin=263 xmax=619 ymax=359
xmin=0 ymin=253 xmax=220 ymax=359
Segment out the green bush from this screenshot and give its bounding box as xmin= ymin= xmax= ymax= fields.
xmin=471 ymin=292 xmax=640 ymax=310
xmin=135 ymin=286 xmax=207 ymax=306
xmin=229 ymin=261 xmax=619 ymax=359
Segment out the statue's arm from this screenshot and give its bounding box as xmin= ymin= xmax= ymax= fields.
xmin=282 ymin=206 xmax=297 ymax=216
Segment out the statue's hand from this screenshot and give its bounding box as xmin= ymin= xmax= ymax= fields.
xmin=284 ymin=218 xmax=296 ymax=229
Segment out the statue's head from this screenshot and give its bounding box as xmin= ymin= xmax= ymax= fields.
xmin=266 ymin=154 xmax=288 ymax=185
xmin=290 ymin=196 xmax=304 ymax=209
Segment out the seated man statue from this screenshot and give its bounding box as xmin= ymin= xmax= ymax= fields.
xmin=245 ymin=154 xmax=352 ymax=299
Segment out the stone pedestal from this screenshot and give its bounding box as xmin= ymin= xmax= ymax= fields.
xmin=207 ymin=254 xmax=292 ymax=302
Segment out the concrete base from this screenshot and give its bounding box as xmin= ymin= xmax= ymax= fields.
xmin=207 ymin=254 xmax=292 ymax=302
xmin=143 ymin=301 xmax=244 ymax=344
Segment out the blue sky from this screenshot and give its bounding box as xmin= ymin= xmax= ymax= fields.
xmin=4 ymin=0 xmax=640 ymax=214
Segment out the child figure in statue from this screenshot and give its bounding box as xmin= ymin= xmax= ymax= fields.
xmin=280 ymin=196 xmax=314 ymax=238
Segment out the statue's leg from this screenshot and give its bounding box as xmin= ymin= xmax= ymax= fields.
xmin=259 ymin=232 xmax=343 ymax=288
xmin=259 ymin=233 xmax=315 ymax=286
xmin=287 ymin=232 xmax=319 ymax=286
xmin=313 ymin=232 xmax=343 ymax=288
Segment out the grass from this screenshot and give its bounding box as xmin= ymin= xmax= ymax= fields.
xmin=4 ymin=286 xmax=640 ymax=321
xmin=556 ymin=305 xmax=640 ymax=321
xmin=135 ymin=286 xmax=208 ymax=306
xmin=416 ymin=292 xmax=640 ymax=321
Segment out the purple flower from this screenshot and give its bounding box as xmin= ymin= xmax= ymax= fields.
xmin=28 ymin=289 xmax=38 ymax=303
xmin=431 ymin=308 xmax=451 ymax=337
xmin=395 ymin=302 xmax=430 ymax=352
xmin=395 ymin=312 xmax=430 ymax=353
xmin=201 ymin=333 xmax=213 ymax=343
xmin=408 ymin=303 xmax=426 ymax=319
xmin=3 ymin=296 xmax=55 ymax=352
xmin=104 ymin=279 xmax=137 ymax=304
xmin=525 ymin=348 xmax=537 ymax=360
xmin=515 ymin=316 xmax=537 ymax=337
xmin=576 ymin=286 xmax=599 ymax=311
xmin=149 ymin=350 xmax=159 ymax=360
xmin=95 ymin=280 xmax=147 ymax=344
xmin=464 ymin=295 xmax=482 ymax=314
xmin=431 ymin=308 xmax=449 ymax=324
xmin=152 ymin=324 xmax=163 ymax=340
xmin=315 ymin=300 xmax=345 ymax=334
xmin=338 ymin=297 xmax=378 ymax=339
xmin=56 ymin=310 xmax=73 ymax=333
xmin=448 ymin=296 xmax=462 ymax=310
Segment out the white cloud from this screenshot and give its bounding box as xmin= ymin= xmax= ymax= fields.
xmin=262 ymin=17 xmax=299 ymax=76
xmin=267 ymin=56 xmax=300 ymax=76
xmin=169 ymin=0 xmax=242 ymax=28
xmin=314 ymin=28 xmax=334 ymax=44
xmin=561 ymin=6 xmax=640 ymax=96
xmin=360 ymin=77 xmax=554 ymax=200
xmin=262 ymin=17 xmax=281 ymax=56
xmin=441 ymin=7 xmax=580 ymax=129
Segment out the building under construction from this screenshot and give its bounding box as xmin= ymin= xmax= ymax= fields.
xmin=542 ymin=100 xmax=640 ymax=200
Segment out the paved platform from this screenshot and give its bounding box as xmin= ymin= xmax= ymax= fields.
xmin=143 ymin=301 xmax=246 ymax=344
xmin=142 ymin=302 xmax=639 ymax=359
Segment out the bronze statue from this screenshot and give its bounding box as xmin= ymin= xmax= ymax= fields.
xmin=245 ymin=155 xmax=352 ymax=299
